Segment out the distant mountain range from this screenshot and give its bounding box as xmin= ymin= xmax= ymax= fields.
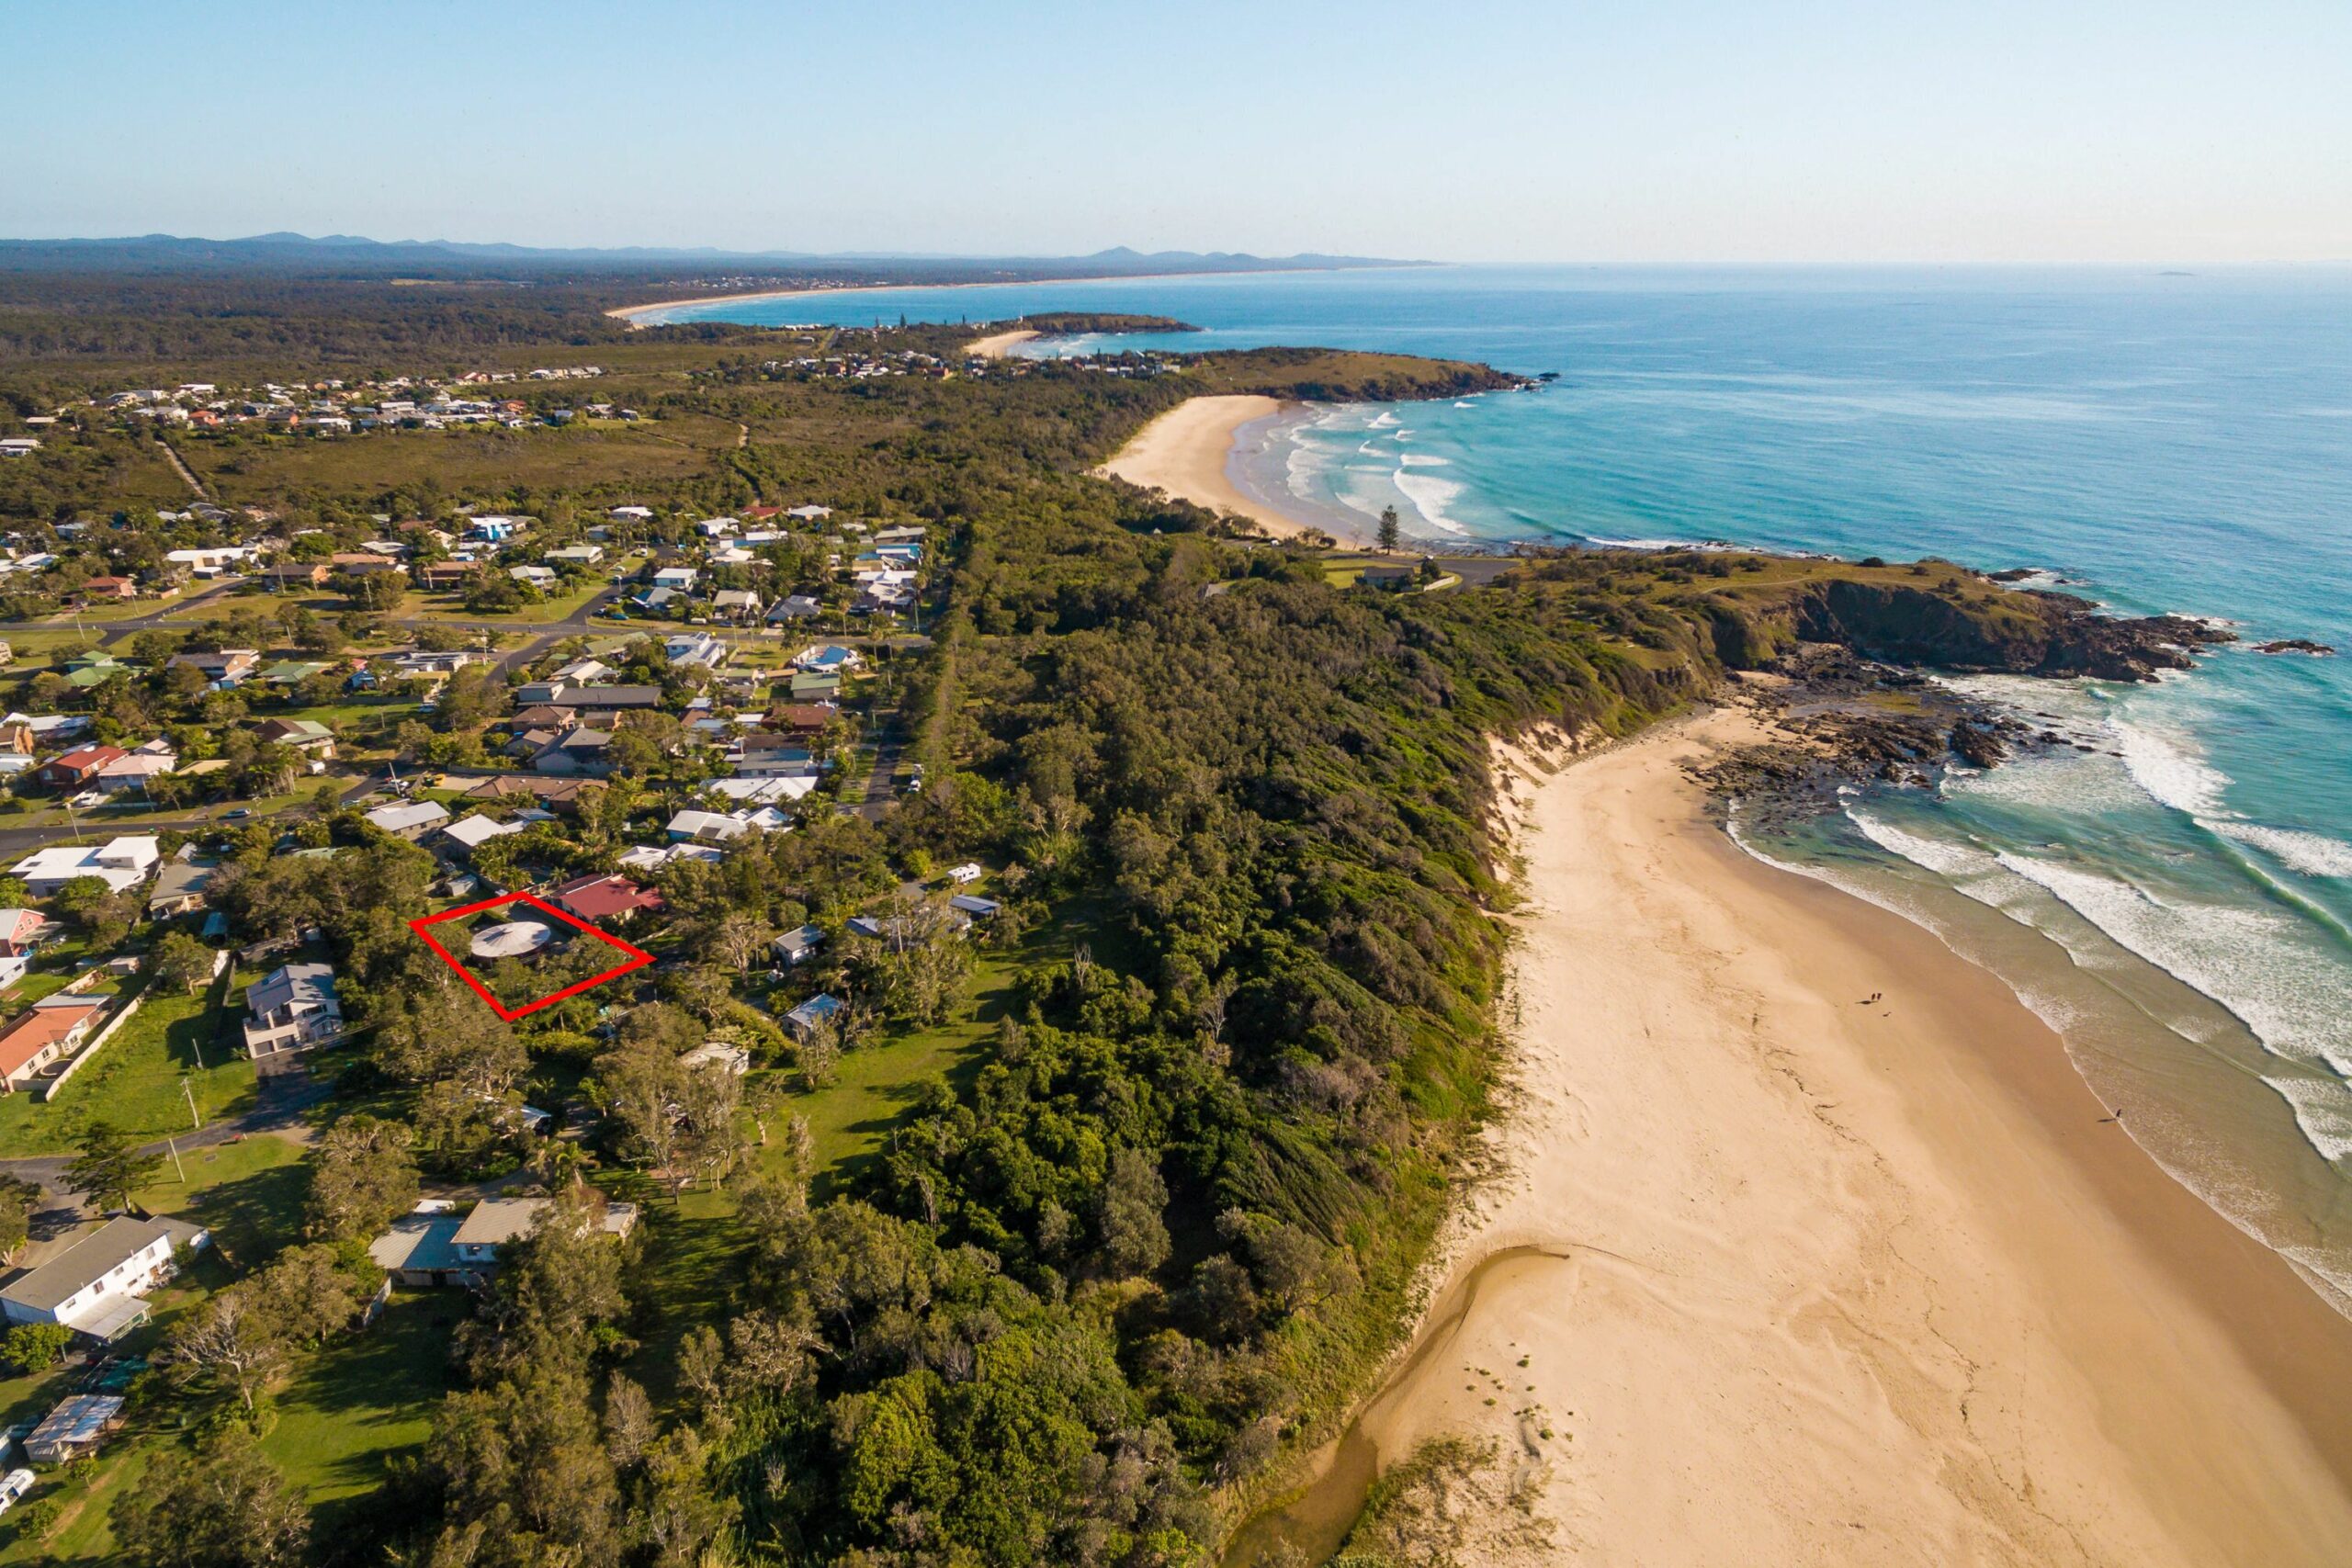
xmin=0 ymin=232 xmax=1427 ymax=279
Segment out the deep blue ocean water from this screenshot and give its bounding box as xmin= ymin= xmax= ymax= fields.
xmin=653 ymin=266 xmax=2352 ymax=1300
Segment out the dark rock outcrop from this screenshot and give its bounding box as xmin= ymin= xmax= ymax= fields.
xmin=1707 ymin=578 xmax=2233 ymax=683
xmin=2256 ymin=638 xmax=2335 ymax=656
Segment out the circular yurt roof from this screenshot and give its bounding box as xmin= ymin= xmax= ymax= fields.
xmin=469 ymin=919 xmax=555 ymax=959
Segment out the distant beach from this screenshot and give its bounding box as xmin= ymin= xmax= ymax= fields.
xmin=1234 ymin=701 xmax=2352 ymax=1566
xmin=961 ymin=328 xmax=1037 ymax=358
xmin=1093 ymin=395 xmax=1322 ymax=539
xmin=607 ymin=266 xmax=1368 ymax=328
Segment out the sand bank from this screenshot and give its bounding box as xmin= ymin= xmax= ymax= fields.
xmin=963 ymin=328 xmax=1038 ymax=358
xmin=1094 ymin=395 xmax=1319 ymax=539
xmin=1236 ymin=699 xmax=2352 ymax=1566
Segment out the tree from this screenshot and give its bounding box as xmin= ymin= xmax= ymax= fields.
xmin=603 ymin=1372 xmax=658 ymax=1470
xmin=304 ymin=1114 xmax=419 ymax=1241
xmin=1377 ymin=504 xmax=1402 ymax=552
xmin=111 ymin=1428 xmax=310 ymax=1568
xmin=61 ymin=1121 xmax=164 ymax=1210
xmin=149 ymin=929 xmax=216 ymax=995
xmin=165 ymin=1289 xmax=288 ymax=1413
xmin=467 ymin=1189 xmax=631 ymax=1371
xmin=51 ymin=874 xmax=114 ymax=925
xmin=0 ymin=1172 xmax=37 ymax=1260
xmin=2 ymin=1321 xmax=72 ymax=1374
xmin=593 ymin=1036 xmax=686 ymax=1187
xmin=1097 ymin=1148 xmax=1170 ymax=1279
xmin=424 ymin=1360 xmax=623 ymax=1567
xmin=253 ymin=1244 xmax=365 ymax=1346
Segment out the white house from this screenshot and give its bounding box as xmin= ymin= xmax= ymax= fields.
xmin=364 ymin=799 xmax=451 ymax=839
xmin=650 ymin=566 xmax=698 ymax=592
xmin=666 ymin=808 xmax=752 ymax=844
xmin=164 ymin=546 xmax=255 ymax=576
xmin=243 ymin=962 xmax=343 ymax=1057
xmin=793 ymin=644 xmax=863 ymax=674
xmin=662 ymin=631 xmax=726 ymax=669
xmin=442 ymin=814 xmax=529 ymax=856
xmin=0 ymin=1215 xmax=210 ymax=1341
xmin=772 ymin=923 xmax=824 ymax=966
xmin=681 ymin=1041 xmax=752 ymax=1076
xmin=13 ymin=835 xmax=159 ymax=896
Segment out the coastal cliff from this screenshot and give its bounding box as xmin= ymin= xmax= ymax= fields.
xmin=1697 ymin=569 xmax=2232 ymax=682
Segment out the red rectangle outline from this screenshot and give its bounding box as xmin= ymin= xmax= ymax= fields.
xmin=407 ymin=889 xmax=654 ymax=1020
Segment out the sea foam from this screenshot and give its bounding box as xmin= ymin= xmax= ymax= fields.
xmin=1995 ymin=852 xmax=2352 ymax=1078
xmin=1395 ymin=472 xmax=1470 ymax=535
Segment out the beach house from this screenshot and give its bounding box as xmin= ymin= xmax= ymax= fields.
xmin=363 ymin=799 xmax=451 ymax=840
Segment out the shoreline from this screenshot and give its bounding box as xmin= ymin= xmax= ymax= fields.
xmin=1231 ymin=700 xmax=2352 ymax=1565
xmin=605 ymin=265 xmax=1408 ymax=327
xmin=962 ymin=328 xmax=1039 ymax=358
xmin=1093 ymin=395 xmax=1328 ymax=541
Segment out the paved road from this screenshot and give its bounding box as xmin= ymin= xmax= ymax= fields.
xmin=0 ymin=1063 xmax=333 ymax=1226
xmin=854 ymin=721 xmax=907 ymax=821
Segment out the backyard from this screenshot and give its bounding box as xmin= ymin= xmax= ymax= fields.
xmin=0 ymin=980 xmax=255 ymax=1157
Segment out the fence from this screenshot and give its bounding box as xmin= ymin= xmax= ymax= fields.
xmin=38 ymin=951 xmax=228 ymax=1102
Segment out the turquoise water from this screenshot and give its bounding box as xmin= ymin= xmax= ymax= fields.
xmin=657 ymin=267 xmax=2352 ymax=1299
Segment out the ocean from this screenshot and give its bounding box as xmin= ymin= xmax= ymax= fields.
xmin=650 ymin=265 xmax=2352 ymax=1304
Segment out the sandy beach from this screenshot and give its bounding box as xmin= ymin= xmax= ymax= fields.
xmin=1094 ymin=395 xmax=1320 ymax=539
xmin=963 ymin=328 xmax=1038 ymax=358
xmin=605 ymin=265 xmax=1387 ymax=327
xmin=1238 ymin=698 xmax=2352 ymax=1566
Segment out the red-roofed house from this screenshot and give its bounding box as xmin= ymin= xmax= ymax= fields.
xmin=548 ymin=873 xmax=664 ymax=925
xmin=35 ymin=744 xmax=127 ymax=791
xmin=0 ymin=998 xmax=103 ymax=1094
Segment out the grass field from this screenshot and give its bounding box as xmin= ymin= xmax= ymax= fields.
xmin=130 ymin=1131 xmax=310 ymax=1265
xmin=0 ymin=982 xmax=257 ymax=1156
xmin=263 ymin=1290 xmax=454 ymax=1516
xmin=0 ymin=1436 xmax=153 ymax=1564
xmin=0 ymin=1231 xmax=422 ymax=1567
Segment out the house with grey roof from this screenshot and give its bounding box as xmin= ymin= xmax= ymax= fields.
xmin=439 ymin=1196 xmax=639 ymax=1271
xmin=363 ymin=798 xmax=451 ymax=839
xmin=243 ymin=962 xmax=342 ymax=1057
xmin=146 ymin=856 xmax=217 ymax=918
xmin=1 ymin=1214 xmax=209 ymax=1341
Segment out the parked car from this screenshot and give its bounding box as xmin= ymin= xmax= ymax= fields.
xmin=223 ymin=807 xmax=251 ymax=819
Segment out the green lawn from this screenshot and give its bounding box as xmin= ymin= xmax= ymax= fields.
xmin=767 ymin=930 xmax=1055 ymax=1194
xmin=0 ymin=983 xmax=256 ymax=1156
xmin=263 ymin=1291 xmax=454 ymax=1516
xmin=131 ymin=1132 xmax=310 ymax=1267
xmin=0 ymin=1437 xmax=153 ymax=1564
xmin=417 ymin=573 xmax=618 ymax=626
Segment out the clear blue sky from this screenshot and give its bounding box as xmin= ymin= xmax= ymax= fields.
xmin=12 ymin=0 xmax=2350 ymax=263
